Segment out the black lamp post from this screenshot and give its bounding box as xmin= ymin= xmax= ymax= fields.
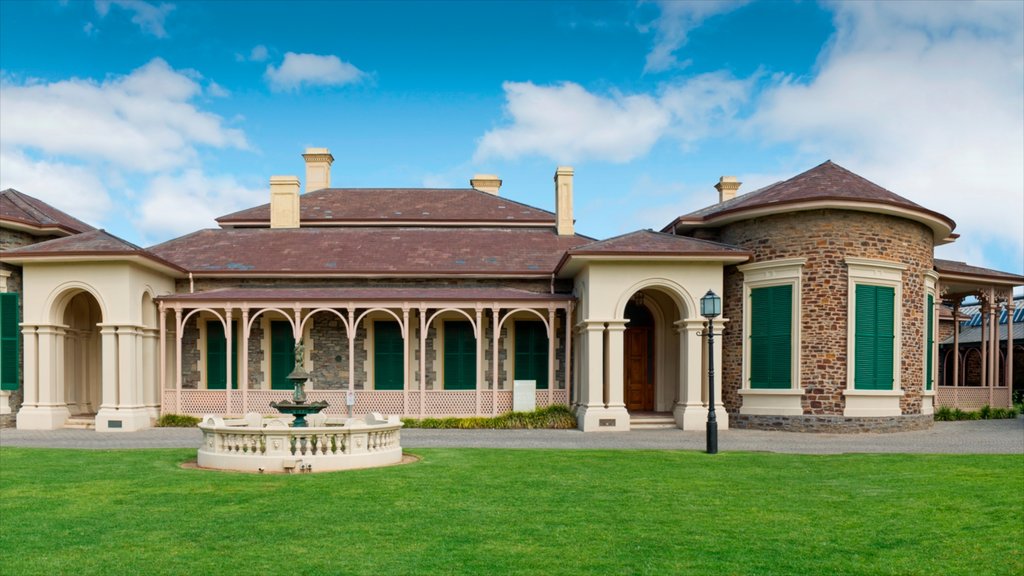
xmin=700 ymin=290 xmax=722 ymax=455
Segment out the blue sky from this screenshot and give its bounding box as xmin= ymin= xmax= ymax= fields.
xmin=1 ymin=1 xmax=1021 ymax=277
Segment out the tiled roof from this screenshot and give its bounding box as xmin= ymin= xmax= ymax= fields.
xmin=216 ymin=188 xmax=556 ymax=225
xmin=0 ymin=229 xmax=185 ymax=273
xmin=567 ymin=229 xmax=749 ymax=257
xmin=148 ymin=227 xmax=592 ymax=276
xmin=159 ymin=287 xmax=572 ymax=302
xmin=0 ymin=188 xmax=95 ymax=234
xmin=666 ymin=161 xmax=956 ymax=232
xmin=2 ymin=229 xmax=144 ymax=254
xmin=935 ymin=259 xmax=1024 ymax=283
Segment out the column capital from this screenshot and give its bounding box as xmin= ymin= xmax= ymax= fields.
xmin=605 ymin=320 xmax=628 ymax=332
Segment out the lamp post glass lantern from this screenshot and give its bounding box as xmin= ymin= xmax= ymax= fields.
xmin=701 ymin=290 xmax=721 ymax=454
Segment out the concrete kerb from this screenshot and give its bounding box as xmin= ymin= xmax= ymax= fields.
xmin=1 ymin=418 xmax=1022 ymax=454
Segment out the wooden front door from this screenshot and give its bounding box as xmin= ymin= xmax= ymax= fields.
xmin=625 ymin=327 xmax=653 ymax=411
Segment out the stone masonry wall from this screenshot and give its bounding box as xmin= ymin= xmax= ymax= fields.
xmin=712 ymin=209 xmax=934 ymax=417
xmin=309 ymin=311 xmax=347 ymax=389
xmin=1 ymin=229 xmax=58 ymax=423
xmin=181 ymin=317 xmax=200 ymax=389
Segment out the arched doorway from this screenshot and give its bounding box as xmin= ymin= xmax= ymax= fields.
xmin=624 ymin=299 xmax=654 ymax=411
xmin=62 ymin=291 xmax=102 ymax=417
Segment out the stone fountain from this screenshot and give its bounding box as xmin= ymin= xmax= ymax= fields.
xmin=196 ymin=341 xmax=403 ymax=473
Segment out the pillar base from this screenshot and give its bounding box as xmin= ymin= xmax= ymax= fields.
xmin=673 ymin=402 xmax=730 ymax=431
xmin=96 ymin=406 xmax=155 ymax=432
xmin=0 ymin=391 xmax=11 ymax=415
xmin=576 ymin=405 xmax=630 ymax=431
xmin=921 ymin=392 xmax=935 ymax=415
xmin=17 ymin=405 xmax=71 ymax=430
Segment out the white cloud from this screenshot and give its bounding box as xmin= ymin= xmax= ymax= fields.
xmin=137 ymin=170 xmax=265 ymax=240
xmin=264 ymin=52 xmax=365 ymax=92
xmin=250 ymin=45 xmax=269 ymax=62
xmin=0 ymin=149 xmax=112 ymax=225
xmin=750 ymin=0 xmax=1024 ymax=271
xmin=640 ymin=0 xmax=745 ymax=73
xmin=94 ymin=0 xmax=174 ymax=38
xmin=0 ymin=58 xmax=247 ymax=173
xmin=474 ymin=73 xmax=751 ymax=163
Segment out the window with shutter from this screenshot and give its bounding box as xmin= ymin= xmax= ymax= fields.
xmin=270 ymin=321 xmax=295 ymax=390
xmin=749 ymin=285 xmax=792 ymax=389
xmin=443 ymin=321 xmax=476 ymax=390
xmin=0 ymin=293 xmax=19 ymax=391
xmin=514 ymin=321 xmax=549 ymax=390
xmin=854 ymin=285 xmax=895 ymax=390
xmin=206 ymin=320 xmax=238 ymax=389
xmin=926 ymin=294 xmax=934 ymax=391
xmin=374 ymin=321 xmax=404 ymax=390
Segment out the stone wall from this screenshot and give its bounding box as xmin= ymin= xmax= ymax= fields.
xmin=707 ymin=209 xmax=934 ymax=417
xmin=732 ymin=413 xmax=933 ymax=433
xmin=1 ymin=228 xmax=60 ymax=421
xmin=309 ymin=311 xmax=348 ymax=389
xmin=181 ymin=317 xmax=200 ymax=389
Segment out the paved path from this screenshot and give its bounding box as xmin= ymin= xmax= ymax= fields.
xmin=2 ymin=418 xmax=1022 ymax=454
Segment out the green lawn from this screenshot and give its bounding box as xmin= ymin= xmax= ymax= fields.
xmin=1 ymin=448 xmax=1021 ymax=575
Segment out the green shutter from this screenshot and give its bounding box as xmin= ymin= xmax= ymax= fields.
xmin=514 ymin=321 xmax=549 ymax=390
xmin=206 ymin=320 xmax=238 ymax=389
xmin=0 ymin=293 xmax=19 ymax=391
xmin=443 ymin=321 xmax=476 ymax=390
xmin=374 ymin=321 xmax=404 ymax=390
xmin=855 ymin=285 xmax=895 ymax=390
xmin=926 ymin=294 xmax=934 ymax=391
xmin=749 ymin=285 xmax=791 ymax=389
xmin=270 ymin=321 xmax=295 ymax=390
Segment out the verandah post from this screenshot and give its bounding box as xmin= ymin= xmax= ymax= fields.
xmin=475 ymin=305 xmax=483 ymax=416
xmin=402 ymin=305 xmax=410 ymax=415
xmin=548 ymin=305 xmax=555 ymax=407
xmin=491 ymin=305 xmax=499 ymax=416
xmin=240 ymin=306 xmax=250 ymax=414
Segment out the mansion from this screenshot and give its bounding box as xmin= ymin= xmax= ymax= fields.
xmin=1 ymin=149 xmax=1020 ymax=432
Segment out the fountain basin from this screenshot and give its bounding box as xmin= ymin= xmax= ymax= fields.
xmin=197 ymin=412 xmax=403 ymax=473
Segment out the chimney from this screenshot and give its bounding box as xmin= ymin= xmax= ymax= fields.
xmin=470 ymin=174 xmax=502 ymax=195
xmin=269 ymin=175 xmax=301 ymax=229
xmin=303 ymin=147 xmax=334 ymax=193
xmin=554 ymin=166 xmax=574 ymax=236
xmin=715 ymin=176 xmax=741 ymax=203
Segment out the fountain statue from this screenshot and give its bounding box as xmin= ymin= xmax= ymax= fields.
xmin=269 ymin=341 xmax=328 ymax=427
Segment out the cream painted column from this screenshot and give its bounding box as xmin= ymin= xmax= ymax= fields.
xmin=117 ymin=326 xmax=139 ymax=408
xmin=574 ymin=323 xmax=586 ymax=407
xmin=158 ymin=304 xmax=167 ymax=414
xmin=674 ymin=319 xmax=708 ymax=431
xmin=576 ymin=320 xmax=628 ymax=431
xmin=142 ymin=327 xmax=159 ymax=419
xmin=564 ymin=304 xmax=573 ymax=400
xmin=605 ymin=320 xmax=628 ymax=412
xmin=224 ymin=308 xmax=233 ymax=414
xmin=402 ymin=306 xmax=410 ymax=415
xmin=475 ymin=306 xmax=482 ymax=415
xmin=418 ymin=305 xmax=427 ymax=416
xmin=20 ymin=326 xmax=38 ymax=409
xmin=174 ymin=307 xmax=183 ymax=412
xmin=491 ymin=305 xmax=500 ymax=415
xmin=547 ymin=306 xmax=556 ymax=406
xmin=347 ymin=306 xmax=356 ymax=392
xmin=1006 ymin=298 xmax=1015 ymax=394
xmin=240 ymin=307 xmax=250 ymax=414
xmin=711 ymin=319 xmax=728 ymax=428
xmin=17 ymin=325 xmax=73 ymax=429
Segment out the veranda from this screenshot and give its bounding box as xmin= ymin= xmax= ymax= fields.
xmin=158 ymin=288 xmax=574 ymax=418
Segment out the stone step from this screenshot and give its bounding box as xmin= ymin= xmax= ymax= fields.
xmin=64 ymin=418 xmax=96 ymax=430
xmin=630 ymin=415 xmax=677 ymax=430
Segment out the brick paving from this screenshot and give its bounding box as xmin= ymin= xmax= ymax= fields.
xmin=1 ymin=418 xmax=1021 ymax=454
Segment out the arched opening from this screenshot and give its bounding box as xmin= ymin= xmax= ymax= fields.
xmin=62 ymin=291 xmax=102 ymax=416
xmin=624 ymin=298 xmax=655 ymax=411
xmin=620 ymin=288 xmax=682 ymax=413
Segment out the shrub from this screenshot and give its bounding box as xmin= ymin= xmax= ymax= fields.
xmin=156 ymin=414 xmax=201 ymax=428
xmin=402 ymin=405 xmax=576 ymax=429
xmin=934 ymin=406 xmax=954 ymax=421
xmin=935 ymin=405 xmax=1020 ymax=421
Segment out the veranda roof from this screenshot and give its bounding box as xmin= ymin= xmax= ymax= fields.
xmin=157 ymin=287 xmax=573 ymax=304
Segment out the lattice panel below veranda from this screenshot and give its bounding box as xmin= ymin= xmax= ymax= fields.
xmin=423 ymin=390 xmax=479 ymax=416
xmin=936 ymin=386 xmax=1011 ymax=410
xmin=178 ymin=390 xmax=228 ymax=416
